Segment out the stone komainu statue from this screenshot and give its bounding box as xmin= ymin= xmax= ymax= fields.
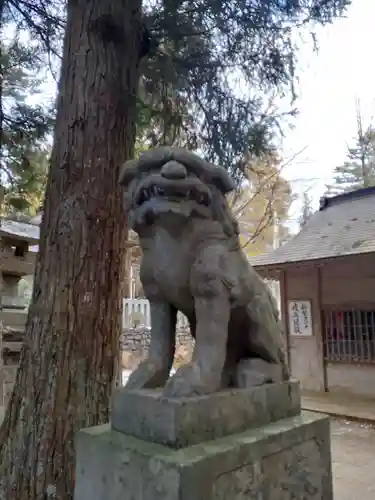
xmin=119 ymin=147 xmax=289 ymax=397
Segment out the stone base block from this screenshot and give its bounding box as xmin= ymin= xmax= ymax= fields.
xmin=74 ymin=411 xmax=333 ymax=500
xmin=111 ymin=381 xmax=301 ymax=448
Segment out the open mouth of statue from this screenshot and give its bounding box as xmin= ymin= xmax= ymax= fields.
xmin=135 ymin=185 xmax=211 ymax=207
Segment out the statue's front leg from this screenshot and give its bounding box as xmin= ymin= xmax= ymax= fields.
xmin=163 ymin=246 xmax=231 ymax=397
xmin=125 ymin=302 xmax=176 ymax=390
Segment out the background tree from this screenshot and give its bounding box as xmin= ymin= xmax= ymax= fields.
xmin=3 ymin=0 xmax=350 ymax=182
xmin=326 ymin=100 xmax=375 ymax=195
xmin=0 ymin=15 xmax=52 ymax=216
xmin=0 ymin=0 xmax=144 ymax=498
xmin=138 ymin=0 xmax=350 ymax=180
xmin=231 ymin=151 xmax=293 ymax=256
xmin=299 ymin=191 xmax=314 ymax=228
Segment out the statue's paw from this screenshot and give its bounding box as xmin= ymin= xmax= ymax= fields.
xmin=162 ymin=363 xmax=220 ymax=398
xmin=125 ymin=360 xmax=169 ymax=390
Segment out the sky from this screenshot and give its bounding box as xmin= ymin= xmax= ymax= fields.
xmin=282 ymin=0 xmax=375 ymax=221
xmin=24 ymin=0 xmax=375 ymax=228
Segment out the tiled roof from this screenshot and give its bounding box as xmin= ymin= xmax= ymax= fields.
xmin=0 ymin=218 xmax=40 ymax=244
xmin=250 ymin=186 xmax=375 ymax=268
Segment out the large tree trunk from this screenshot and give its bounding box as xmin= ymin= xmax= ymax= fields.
xmin=0 ymin=0 xmax=142 ymax=498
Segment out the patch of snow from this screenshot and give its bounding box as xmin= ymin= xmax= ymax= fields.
xmin=121 ymin=368 xmax=176 ymax=386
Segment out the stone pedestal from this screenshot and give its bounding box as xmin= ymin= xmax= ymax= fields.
xmin=74 ymin=381 xmax=333 ymax=500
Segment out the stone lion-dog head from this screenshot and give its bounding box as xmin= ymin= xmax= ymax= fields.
xmin=119 ymin=146 xmax=239 ymax=240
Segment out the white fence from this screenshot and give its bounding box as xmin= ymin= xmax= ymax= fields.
xmin=264 ymin=279 xmax=281 ymax=313
xmin=123 ymin=280 xmax=280 ymax=329
xmin=123 ymin=298 xmax=190 ymax=329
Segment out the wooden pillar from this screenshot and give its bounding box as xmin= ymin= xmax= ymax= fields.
xmin=316 ymin=265 xmax=328 ymax=392
xmin=279 ymin=269 xmax=290 ymax=367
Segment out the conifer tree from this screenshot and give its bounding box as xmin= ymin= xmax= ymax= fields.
xmin=326 ymin=101 xmax=375 ymax=195
xmin=0 ymin=19 xmax=52 ymax=215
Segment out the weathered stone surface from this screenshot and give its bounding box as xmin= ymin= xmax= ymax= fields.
xmin=212 ymin=438 xmax=325 ymax=500
xmin=74 ymin=411 xmax=333 ymax=500
xmin=111 ymin=381 xmax=301 ymax=448
xmin=235 ymin=357 xmax=283 ymax=388
xmin=119 ymin=146 xmax=290 ymax=398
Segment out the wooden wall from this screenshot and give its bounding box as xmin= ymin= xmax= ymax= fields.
xmin=283 ymin=254 xmax=375 ymax=398
xmin=282 ymin=266 xmax=325 ymax=392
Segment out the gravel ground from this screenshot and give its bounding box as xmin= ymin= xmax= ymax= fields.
xmin=331 ymin=418 xmax=375 ymax=500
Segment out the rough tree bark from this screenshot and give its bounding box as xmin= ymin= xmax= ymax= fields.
xmin=0 ymin=0 xmax=142 ymax=498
